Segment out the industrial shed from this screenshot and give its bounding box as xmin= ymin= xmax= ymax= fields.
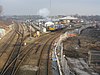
xmin=59 ymin=16 xmax=78 ymax=24
xmin=44 ymin=21 xmax=54 ymax=27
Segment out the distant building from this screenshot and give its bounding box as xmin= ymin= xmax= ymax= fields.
xmin=59 ymin=16 xmax=78 ymax=24
xmin=44 ymin=22 xmax=54 ymax=27
xmin=51 ymin=19 xmax=60 ymax=24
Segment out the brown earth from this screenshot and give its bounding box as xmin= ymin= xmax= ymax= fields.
xmin=63 ymin=27 xmax=100 ymax=74
xmin=0 ymin=20 xmax=11 ymax=31
xmin=63 ymin=27 xmax=100 ymax=58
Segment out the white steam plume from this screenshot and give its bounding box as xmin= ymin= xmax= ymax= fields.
xmin=37 ymin=8 xmax=50 ymax=17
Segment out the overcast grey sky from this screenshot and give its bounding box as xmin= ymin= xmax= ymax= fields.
xmin=0 ymin=0 xmax=100 ymax=15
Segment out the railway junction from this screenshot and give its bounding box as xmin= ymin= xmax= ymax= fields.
xmin=0 ymin=17 xmax=100 ymax=75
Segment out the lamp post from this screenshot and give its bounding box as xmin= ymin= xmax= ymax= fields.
xmin=30 ymin=23 xmax=31 ymax=39
xmin=28 ymin=20 xmax=32 ymax=39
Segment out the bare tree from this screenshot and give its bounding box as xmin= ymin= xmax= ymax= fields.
xmin=0 ymin=5 xmax=3 ymax=15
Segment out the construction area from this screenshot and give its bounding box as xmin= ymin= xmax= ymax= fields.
xmin=63 ymin=27 xmax=100 ymax=74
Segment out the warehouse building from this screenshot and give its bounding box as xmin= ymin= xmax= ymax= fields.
xmin=44 ymin=21 xmax=54 ymax=27
xmin=59 ymin=16 xmax=78 ymax=25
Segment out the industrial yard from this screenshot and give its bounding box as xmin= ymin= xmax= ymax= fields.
xmin=0 ymin=15 xmax=100 ymax=75
xmin=0 ymin=0 xmax=100 ymax=75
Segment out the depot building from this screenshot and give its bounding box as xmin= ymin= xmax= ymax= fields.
xmin=59 ymin=16 xmax=78 ymax=24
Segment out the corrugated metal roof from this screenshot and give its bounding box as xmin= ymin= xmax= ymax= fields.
xmin=60 ymin=16 xmax=78 ymax=20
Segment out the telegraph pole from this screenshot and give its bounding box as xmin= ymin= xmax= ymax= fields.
xmin=50 ymin=0 xmax=52 ymax=21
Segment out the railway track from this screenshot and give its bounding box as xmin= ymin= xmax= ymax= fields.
xmin=0 ymin=32 xmax=52 ymax=75
xmin=0 ymin=21 xmax=46 ymax=75
xmin=35 ymin=32 xmax=61 ymax=75
xmin=13 ymin=32 xmax=59 ymax=75
xmin=0 ymin=24 xmax=18 ymax=57
xmin=0 ymin=21 xmax=65 ymax=75
xmin=1 ymin=30 xmax=61 ymax=75
xmin=0 ymin=23 xmax=25 ymax=75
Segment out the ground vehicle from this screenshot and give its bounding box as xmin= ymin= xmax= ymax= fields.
xmin=48 ymin=24 xmax=65 ymax=31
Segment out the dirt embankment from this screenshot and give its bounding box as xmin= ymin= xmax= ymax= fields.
xmin=63 ymin=27 xmax=100 ymax=58
xmin=0 ymin=20 xmax=12 ymax=31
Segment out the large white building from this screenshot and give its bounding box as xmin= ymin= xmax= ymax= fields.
xmin=45 ymin=21 xmax=54 ymax=27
